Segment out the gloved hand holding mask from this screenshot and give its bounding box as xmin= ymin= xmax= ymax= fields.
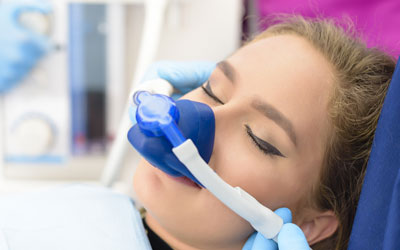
xmin=140 ymin=60 xmax=216 ymax=98
xmin=129 ymin=60 xmax=216 ymax=123
xmin=0 ymin=0 xmax=51 ymax=92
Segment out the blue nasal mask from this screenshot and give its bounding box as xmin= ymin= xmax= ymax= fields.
xmin=127 ymin=79 xmax=284 ymax=241
xmin=128 ymin=91 xmax=215 ymax=185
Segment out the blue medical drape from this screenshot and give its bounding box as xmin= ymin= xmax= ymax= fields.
xmin=348 ymin=57 xmax=400 ymax=249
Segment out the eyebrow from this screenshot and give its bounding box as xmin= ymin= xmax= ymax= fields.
xmin=217 ymin=61 xmax=297 ymax=146
xmin=217 ymin=61 xmax=237 ymax=83
xmin=251 ymin=99 xmax=297 ymax=146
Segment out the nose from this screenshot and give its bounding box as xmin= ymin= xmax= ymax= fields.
xmin=204 ymin=100 xmax=243 ymax=171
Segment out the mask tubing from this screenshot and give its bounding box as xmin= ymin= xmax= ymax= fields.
xmin=172 ymin=139 xmax=283 ymax=240
xmin=160 ymin=122 xmax=186 ymax=147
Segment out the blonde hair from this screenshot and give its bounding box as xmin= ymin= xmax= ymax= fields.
xmin=250 ymin=16 xmax=396 ymax=250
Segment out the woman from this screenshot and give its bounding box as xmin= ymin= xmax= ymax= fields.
xmin=133 ymin=16 xmax=396 ymax=250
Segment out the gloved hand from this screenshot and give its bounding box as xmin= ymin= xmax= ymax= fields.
xmin=242 ymin=208 xmax=310 ymax=250
xmin=0 ymin=0 xmax=52 ymax=92
xmin=140 ymin=61 xmax=216 ymax=98
xmin=130 ymin=60 xmax=216 ymax=123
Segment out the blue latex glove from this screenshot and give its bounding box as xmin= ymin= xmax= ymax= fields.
xmin=242 ymin=208 xmax=310 ymax=250
xmin=0 ymin=0 xmax=52 ymax=92
xmin=130 ymin=61 xmax=216 ymax=123
xmin=140 ymin=61 xmax=216 ymax=98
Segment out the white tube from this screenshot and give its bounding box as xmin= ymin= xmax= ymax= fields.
xmin=173 ymin=139 xmax=283 ymax=240
xmin=101 ymin=0 xmax=169 ymax=187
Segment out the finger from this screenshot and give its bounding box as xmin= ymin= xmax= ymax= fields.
xmin=140 ymin=61 xmax=170 ymax=82
xmin=274 ymin=207 xmax=292 ymax=223
xmin=158 ymin=61 xmax=216 ymax=89
xmin=251 ymin=232 xmax=278 ymax=250
xmin=278 ymin=223 xmax=310 ymax=250
xmin=242 ymin=232 xmax=256 ymax=250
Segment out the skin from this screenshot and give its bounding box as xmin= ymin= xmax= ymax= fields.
xmin=133 ymin=34 xmax=337 ymax=250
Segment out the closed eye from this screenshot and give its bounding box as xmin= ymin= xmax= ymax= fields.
xmin=201 ymin=82 xmax=284 ymax=157
xmin=245 ymin=125 xmax=285 ymax=158
xmin=201 ymin=81 xmax=225 ymax=105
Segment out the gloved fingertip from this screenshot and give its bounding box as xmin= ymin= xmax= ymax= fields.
xmin=191 ymin=61 xmax=216 ymax=84
xmin=278 ymin=223 xmax=310 ymax=250
xmin=157 ymin=68 xmax=178 ymax=83
xmin=280 ymin=223 xmax=304 ymax=236
xmin=242 ymin=233 xmax=257 ymax=250
xmin=274 ymin=207 xmax=292 ymax=223
xmin=202 ymin=61 xmax=217 ymax=73
xmin=252 ymin=232 xmax=277 ymax=250
xmin=158 ymin=67 xmax=190 ymax=88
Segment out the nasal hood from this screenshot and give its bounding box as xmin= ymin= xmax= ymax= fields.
xmin=128 ymin=99 xmax=215 ymax=185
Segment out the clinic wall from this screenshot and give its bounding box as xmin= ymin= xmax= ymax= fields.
xmin=1 ymin=0 xmax=242 ymax=192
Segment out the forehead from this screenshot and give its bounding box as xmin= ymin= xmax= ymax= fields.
xmin=227 ymin=34 xmax=333 ymax=149
xmin=229 ymin=35 xmax=333 ymax=89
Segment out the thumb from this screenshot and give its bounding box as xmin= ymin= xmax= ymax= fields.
xmin=274 ymin=207 xmax=292 ymax=224
xmin=251 ymin=233 xmax=278 ymax=250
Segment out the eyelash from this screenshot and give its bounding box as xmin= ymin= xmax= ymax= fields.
xmin=200 ymin=83 xmax=285 ymax=158
xmin=201 ymin=81 xmax=225 ymax=105
xmin=245 ymin=125 xmax=285 ymax=157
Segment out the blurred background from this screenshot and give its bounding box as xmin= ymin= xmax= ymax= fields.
xmin=0 ymin=0 xmax=248 ymax=195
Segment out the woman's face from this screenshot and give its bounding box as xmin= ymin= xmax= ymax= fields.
xmin=134 ymin=34 xmax=334 ymax=249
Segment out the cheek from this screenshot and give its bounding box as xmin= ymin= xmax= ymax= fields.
xmin=211 ymin=127 xmax=307 ymax=211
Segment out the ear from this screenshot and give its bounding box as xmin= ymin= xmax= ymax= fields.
xmin=297 ymin=210 xmax=338 ymax=245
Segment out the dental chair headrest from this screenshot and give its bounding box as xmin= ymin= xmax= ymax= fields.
xmin=348 ymin=57 xmax=400 ymax=249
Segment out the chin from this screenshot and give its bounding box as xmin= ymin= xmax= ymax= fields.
xmin=133 ymin=159 xmax=199 ymax=214
xmin=133 ymin=160 xmax=164 ymax=208
xmin=133 ymin=159 xmax=253 ymax=249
